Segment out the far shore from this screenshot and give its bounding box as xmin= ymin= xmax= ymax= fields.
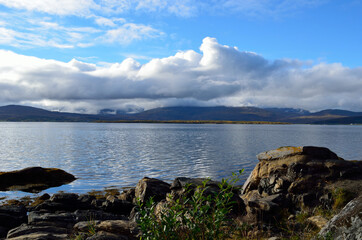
xmin=94 ymin=120 xmax=290 ymax=124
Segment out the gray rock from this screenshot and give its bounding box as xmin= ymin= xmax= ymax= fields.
xmin=7 ymin=223 xmax=68 ymax=238
xmin=318 ymin=195 xmax=362 ymax=240
xmin=86 ymin=231 xmax=130 ymax=240
xmin=74 ymin=209 xmax=127 ymax=222
xmin=102 ymin=198 xmax=134 ymax=216
xmin=28 ymin=211 xmax=75 ymax=228
xmin=134 ymin=177 xmax=170 ymax=203
xmin=118 ymin=188 xmax=135 ymax=202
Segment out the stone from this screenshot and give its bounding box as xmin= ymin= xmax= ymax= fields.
xmin=102 ymin=198 xmax=134 ymax=216
xmin=170 ymin=177 xmax=221 ymax=200
xmin=118 ymin=188 xmax=135 ymax=202
xmin=0 ymin=167 xmax=76 ymax=193
xmin=50 ymin=193 xmax=79 ymax=203
xmin=6 ymin=232 xmax=69 ymax=239
xmin=95 ymin=220 xmax=137 ymax=235
xmin=28 ymin=211 xmax=76 ymax=228
xmin=134 ymin=177 xmax=170 ymax=203
xmin=318 ymin=195 xmax=362 ymax=240
xmin=7 ymin=224 xmax=69 ymax=238
xmin=307 ymin=216 xmax=328 ymax=229
xmin=86 ymin=231 xmax=130 ymax=240
xmin=0 ymin=205 xmax=27 ymax=237
xmin=241 ymin=146 xmax=362 ymax=211
xmin=74 ymin=209 xmax=127 ymax=222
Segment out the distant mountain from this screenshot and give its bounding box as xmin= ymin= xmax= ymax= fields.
xmin=0 ymin=105 xmax=109 ymax=122
xmin=0 ymin=105 xmax=361 ymax=124
xmin=286 ymin=109 xmax=362 ymax=124
xmin=313 ymin=116 xmax=362 ymax=125
xmin=125 ymin=106 xmax=282 ymax=121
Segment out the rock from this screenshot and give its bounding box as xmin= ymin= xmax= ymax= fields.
xmin=95 ymin=220 xmax=137 ymax=237
xmin=6 ymin=232 xmax=69 ymax=239
xmin=307 ymin=216 xmax=328 ymax=229
xmin=7 ymin=224 xmax=68 ymax=238
xmin=35 ymin=193 xmax=96 ymax=212
xmin=28 ymin=211 xmax=76 ymax=228
xmin=318 ymin=195 xmax=362 ymax=240
xmin=169 ymin=177 xmax=221 ymax=201
xmin=74 ymin=209 xmax=127 ymax=222
xmin=0 ymin=205 xmax=27 ymax=237
xmin=50 ymin=193 xmax=79 ymax=203
xmin=0 ymin=167 xmax=76 ymax=193
xmin=102 ymin=198 xmax=134 ymax=216
xmin=118 ymin=188 xmax=135 ymax=202
xmin=134 ymin=177 xmax=170 ymax=203
xmin=242 ymin=146 xmax=362 ymax=211
xmin=86 ymin=231 xmax=130 ymax=240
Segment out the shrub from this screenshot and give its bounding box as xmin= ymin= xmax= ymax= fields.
xmin=137 ymin=170 xmax=244 ymax=240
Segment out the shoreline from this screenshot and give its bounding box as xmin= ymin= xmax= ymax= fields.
xmin=0 ymin=146 xmax=361 ymax=239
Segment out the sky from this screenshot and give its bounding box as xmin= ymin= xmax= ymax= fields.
xmin=0 ymin=0 xmax=361 ymax=114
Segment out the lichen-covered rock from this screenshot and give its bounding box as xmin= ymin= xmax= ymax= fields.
xmin=317 ymin=195 xmax=362 ymax=240
xmin=134 ymin=177 xmax=170 ymax=203
xmin=0 ymin=167 xmax=76 ymax=193
xmin=242 ymin=146 xmax=362 ymax=210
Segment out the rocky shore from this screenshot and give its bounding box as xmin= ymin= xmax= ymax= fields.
xmin=0 ymin=146 xmax=361 ymax=239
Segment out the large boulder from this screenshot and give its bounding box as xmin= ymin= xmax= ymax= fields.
xmin=317 ymin=195 xmax=362 ymax=240
xmin=240 ymin=146 xmax=362 ymax=226
xmin=242 ymin=146 xmax=362 ymax=209
xmin=0 ymin=167 xmax=76 ymax=193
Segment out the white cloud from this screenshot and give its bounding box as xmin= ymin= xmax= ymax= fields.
xmin=221 ymin=0 xmax=326 ymax=17
xmin=0 ymin=37 xmax=362 ymax=113
xmin=0 ymin=0 xmax=97 ymax=16
xmin=102 ymin=23 xmax=164 ymax=44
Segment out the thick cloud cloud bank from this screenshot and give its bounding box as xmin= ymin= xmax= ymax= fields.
xmin=0 ymin=37 xmax=361 ymax=113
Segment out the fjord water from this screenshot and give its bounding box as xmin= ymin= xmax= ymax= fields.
xmin=1 ymin=122 xmax=362 ymax=198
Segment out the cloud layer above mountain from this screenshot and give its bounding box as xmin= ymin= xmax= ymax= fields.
xmin=0 ymin=37 xmax=361 ymax=113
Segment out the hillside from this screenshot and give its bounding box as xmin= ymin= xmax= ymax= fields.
xmin=1 ymin=105 xmax=361 ymax=124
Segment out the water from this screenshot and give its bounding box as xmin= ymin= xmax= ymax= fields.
xmin=0 ymin=122 xmax=361 ymax=199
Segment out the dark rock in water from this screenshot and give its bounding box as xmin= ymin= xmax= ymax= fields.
xmin=0 ymin=167 xmax=76 ymax=193
xmin=317 ymin=195 xmax=362 ymax=240
xmin=134 ymin=177 xmax=171 ymax=203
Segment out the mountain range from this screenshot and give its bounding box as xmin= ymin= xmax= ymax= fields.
xmin=0 ymin=105 xmax=361 ymax=124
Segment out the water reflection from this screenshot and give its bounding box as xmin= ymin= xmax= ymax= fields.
xmin=0 ymin=122 xmax=361 ymax=199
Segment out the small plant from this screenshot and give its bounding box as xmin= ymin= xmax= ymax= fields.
xmin=70 ymin=215 xmax=97 ymax=240
xmin=137 ymin=170 xmax=244 ymax=240
xmin=332 ymin=188 xmax=355 ymax=210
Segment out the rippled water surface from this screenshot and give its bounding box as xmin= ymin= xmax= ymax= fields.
xmin=1 ymin=122 xmax=361 ymax=198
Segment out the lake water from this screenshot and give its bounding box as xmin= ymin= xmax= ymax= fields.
xmin=1 ymin=122 xmax=361 ymax=199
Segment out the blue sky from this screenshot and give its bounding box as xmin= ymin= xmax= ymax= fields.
xmin=0 ymin=0 xmax=361 ymax=113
